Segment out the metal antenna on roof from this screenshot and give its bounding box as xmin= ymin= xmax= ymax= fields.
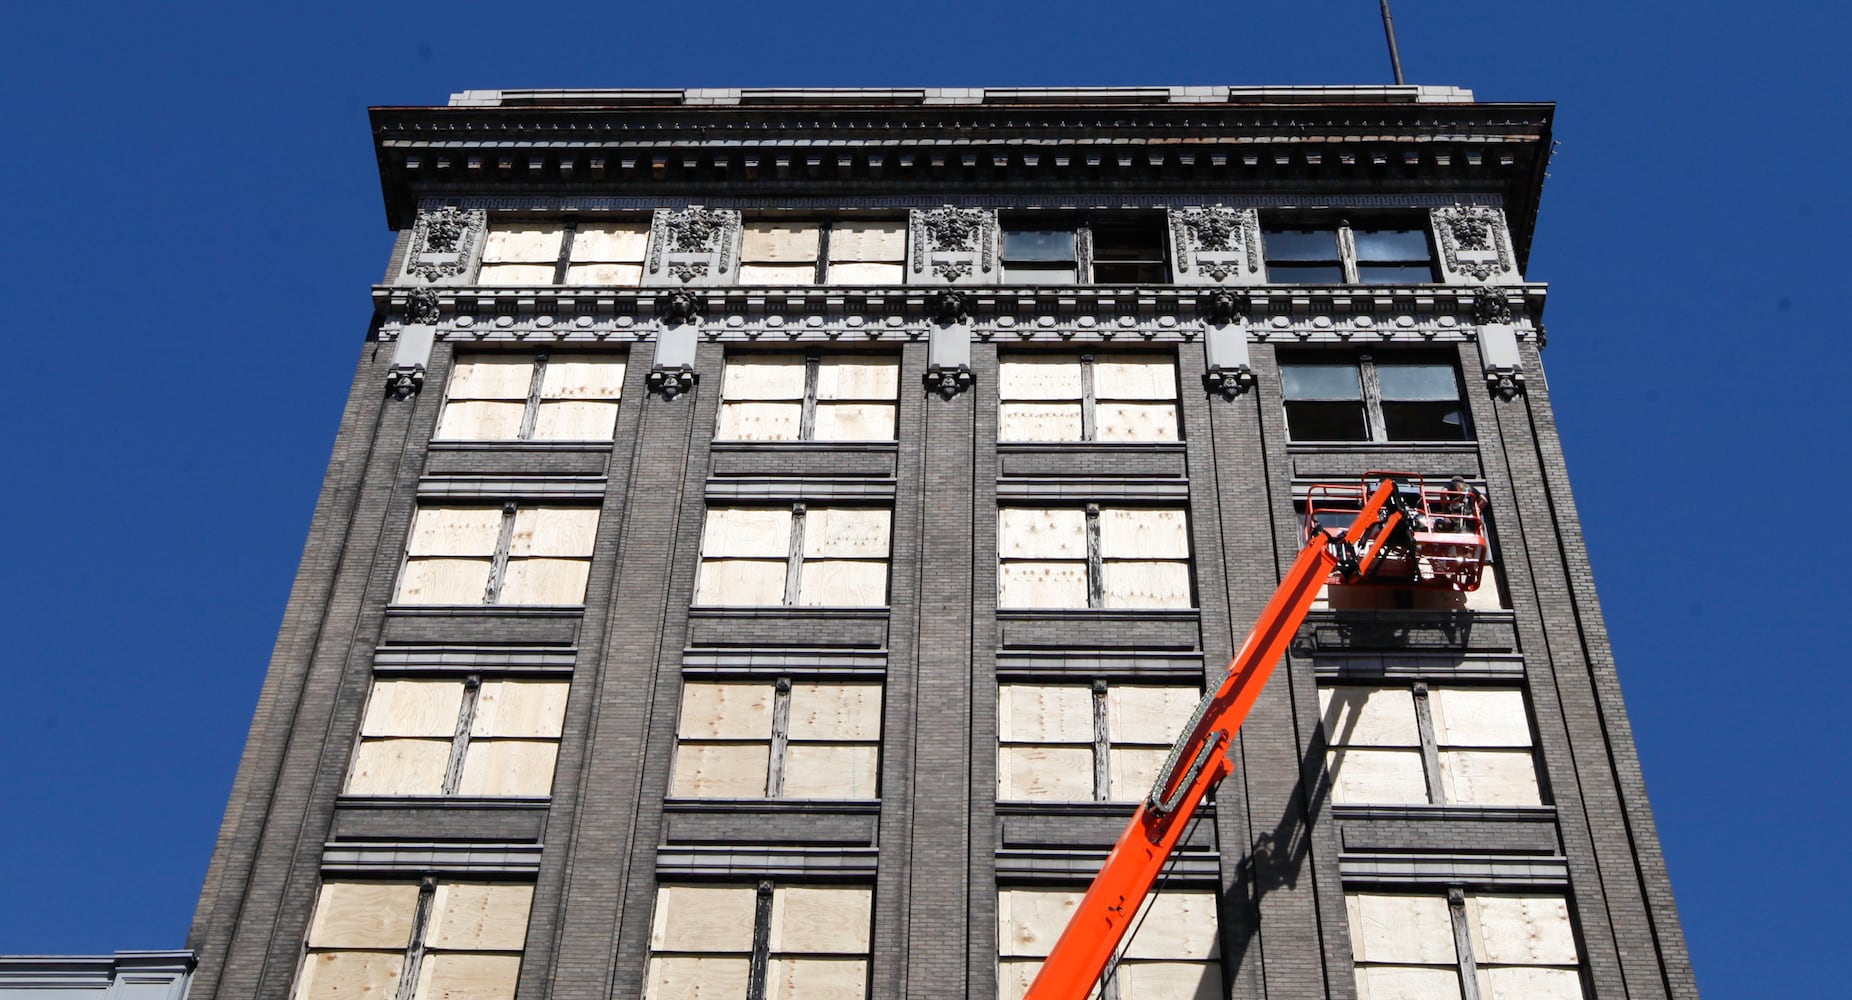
xmin=1380 ymin=0 xmax=1407 ymax=84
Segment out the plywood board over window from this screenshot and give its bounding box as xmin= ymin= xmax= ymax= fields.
xmin=347 ymin=676 xmax=570 ymax=799
xmin=717 ymin=353 xmax=899 ymax=442
xmin=1319 ymin=683 xmax=1540 ymax=807
xmin=999 ymin=506 xmax=1192 ymax=610
xmin=1345 ymin=891 xmax=1585 ymax=1000
xmin=435 ymin=352 xmax=625 ymax=442
xmin=645 ymin=884 xmax=872 ymax=1000
xmin=998 ymin=682 xmax=1200 ymax=803
xmin=998 ymin=888 xmax=1220 ymax=1000
xmin=565 ymin=222 xmax=648 ymax=286
xmin=826 ymin=220 xmax=906 ymax=285
xmin=478 ymin=224 xmax=563 ymax=285
xmin=696 ymin=506 xmax=891 ymax=608
xmin=671 ymin=679 xmax=882 ymax=800
xmin=396 ymin=505 xmax=599 ymax=607
xmin=740 ymin=222 xmax=823 ymax=285
xmin=293 ymin=880 xmax=532 ymax=1000
xmin=999 ymin=352 xmax=1178 ymax=442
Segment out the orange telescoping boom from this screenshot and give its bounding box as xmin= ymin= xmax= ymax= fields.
xmin=1023 ymin=473 xmax=1487 ymax=1000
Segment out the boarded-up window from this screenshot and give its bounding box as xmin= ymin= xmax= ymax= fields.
xmin=670 ymin=680 xmax=882 ymax=800
xmin=294 ymin=880 xmax=531 ymax=1000
xmin=477 ymin=218 xmax=650 ymax=286
xmin=826 ymin=220 xmax=906 ymax=285
xmin=348 ymin=677 xmax=569 ymax=798
xmin=1319 ymin=685 xmax=1540 ymax=807
xmin=435 ymin=352 xmax=625 ymax=442
xmin=695 ymin=506 xmax=890 ymax=608
xmin=998 ymin=683 xmax=1199 ymax=803
xmin=998 ymin=507 xmax=1192 ymax=610
xmin=565 ymin=222 xmax=648 ymax=286
xmin=396 ymin=505 xmax=599 ymax=606
xmin=645 ymin=883 xmax=872 ymax=1000
xmin=999 ymin=888 xmax=1220 ymax=1000
xmin=717 ymin=353 xmax=899 ymax=442
xmin=999 ymin=352 xmax=1178 ymax=443
xmin=740 ymin=221 xmax=823 ymax=285
xmin=478 ymin=223 xmax=562 ymax=285
xmin=1345 ymin=891 xmax=1584 ymax=1000
xmin=735 ymin=218 xmax=908 ymax=286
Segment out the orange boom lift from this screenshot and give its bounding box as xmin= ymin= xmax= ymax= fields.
xmin=1023 ymin=473 xmax=1488 ymax=1000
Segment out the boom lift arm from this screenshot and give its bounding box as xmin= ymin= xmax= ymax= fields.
xmin=1022 ymin=477 xmax=1416 ymax=1000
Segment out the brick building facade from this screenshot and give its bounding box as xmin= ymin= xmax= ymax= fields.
xmin=184 ymin=85 xmax=1696 ymax=1000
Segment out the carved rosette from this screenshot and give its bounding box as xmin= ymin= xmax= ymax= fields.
xmin=647 ymin=208 xmax=740 ymax=286
xmin=909 ymin=207 xmax=995 ymax=285
xmin=1168 ymin=207 xmax=1262 ymax=286
xmin=402 ymin=207 xmax=485 ymax=285
xmin=1432 ymin=206 xmax=1518 ymax=285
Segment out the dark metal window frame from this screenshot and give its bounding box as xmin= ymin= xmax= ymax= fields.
xmin=998 ymin=211 xmax=1170 ymax=285
xmin=1262 ymin=214 xmax=1436 ymax=285
xmin=1279 ymin=352 xmax=1472 ymax=443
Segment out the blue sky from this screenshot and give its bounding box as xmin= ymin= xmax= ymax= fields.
xmin=1 ymin=2 xmax=1845 ymax=996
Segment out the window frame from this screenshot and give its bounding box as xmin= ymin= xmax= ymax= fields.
xmin=996 ymin=680 xmax=1204 ymax=803
xmin=735 ymin=215 xmax=909 ymax=286
xmin=476 ymin=216 xmax=651 ymax=286
xmin=998 ymin=212 xmax=1170 ymax=285
xmin=1262 ymin=216 xmax=1437 ymax=285
xmin=694 ymin=504 xmax=893 ymax=608
xmin=997 ymin=885 xmax=1223 ymax=1000
xmin=433 ymin=350 xmax=626 ymax=443
xmin=1346 ymin=888 xmax=1587 ymax=1000
xmin=669 ymin=675 xmax=884 ymax=801
xmin=294 ymin=878 xmax=534 ymax=1000
xmin=715 ymin=351 xmax=901 ymax=443
xmin=644 ymin=881 xmax=874 ymax=1000
xmin=1279 ymin=352 xmax=1473 ymax=443
xmin=996 ymin=504 xmax=1195 ymax=611
xmin=997 ymin=350 xmax=1181 ymax=444
xmin=344 ymin=673 xmax=570 ymax=799
xmin=394 ymin=502 xmax=600 ymax=607
xmin=1319 ymin=681 xmax=1543 ymax=808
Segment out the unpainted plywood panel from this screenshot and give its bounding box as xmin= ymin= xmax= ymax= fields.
xmin=650 ymin=885 xmax=758 ymax=952
xmin=998 ymin=889 xmax=1084 ymax=957
xmin=1106 ymin=747 xmax=1168 ymax=803
xmin=413 ymin=952 xmax=521 ymax=1000
xmin=1097 ymin=508 xmax=1189 ymax=559
xmin=1124 ymin=891 xmax=1220 ymax=959
xmin=739 ymin=263 xmax=817 ymax=286
xmin=435 ymin=401 xmax=526 ymax=441
xmin=695 ymin=559 xmax=788 ymax=606
xmin=997 ymin=561 xmax=1088 ymax=609
xmin=803 ymin=508 xmax=891 ymax=558
xmin=797 ymin=560 xmax=888 ymax=607
xmin=813 ymin=403 xmax=896 ymax=442
xmin=408 ymin=508 xmax=505 ymax=557
xmin=508 ymin=507 xmax=599 ymax=557
xmin=782 ymin=744 xmax=880 ymax=799
xmin=396 ymin=558 xmax=492 ymax=605
xmin=540 ymin=356 xmax=626 ymax=399
xmin=482 ymin=227 xmax=563 ymax=263
xmin=1347 ymin=893 xmax=1458 ymax=965
xmin=347 ymin=739 xmax=451 ymax=795
xmin=1466 ymin=896 xmax=1578 ymax=966
xmin=815 ymin=356 xmax=899 ymax=399
xmin=449 ymin=356 xmax=535 ymax=400
xmin=997 ymin=508 xmax=1087 ymax=559
xmin=1094 ymin=403 xmax=1180 ymax=442
xmin=742 ymin=222 xmax=822 ymax=261
xmin=531 ymin=400 xmax=619 ymax=441
xmin=1100 ymin=561 xmax=1193 ymax=609
xmin=998 ymin=746 xmax=1094 ymax=801
xmin=570 ymin=223 xmax=650 ymax=262
xmin=1092 ymin=356 xmax=1179 ymax=400
xmin=1000 ymin=960 xmax=1106 ymax=1000
xmin=1439 ymin=751 xmax=1540 ymax=807
xmin=1116 ymin=961 xmax=1222 ymax=1000
xmin=643 ymin=956 xmax=750 ymax=1000
xmin=295 ymin=951 xmax=405 ymax=1000
xmin=498 ymin=559 xmax=590 ymax=605
xmin=721 ymin=356 xmax=806 ymax=400
xmin=1107 ymin=686 xmax=1199 ymax=744
xmin=1475 ymin=966 xmax=1583 ymax=1000
xmin=472 ymin=681 xmax=569 ymax=738
xmin=1355 ymin=965 xmax=1465 ymax=1000
xmin=704 ymin=508 xmax=794 ymax=557
xmin=670 ymin=743 xmax=770 ymax=798
xmin=363 ymin=680 xmax=465 ymax=737
xmin=998 ymin=685 xmax=1092 ymax=742
xmin=825 ymin=262 xmax=904 ymax=285
xmin=308 ymin=882 xmax=420 ymax=948
xmin=1464 ymin=571 xmax=1504 ymax=611
xmin=677 ymin=682 xmax=775 ymax=740
xmin=769 ymin=886 xmax=873 ymax=953
xmin=828 ymin=222 xmax=906 ymax=260
xmin=457 ymin=740 xmax=559 ymax=797
xmin=1327 ymin=749 xmax=1430 ymax=805
xmin=476 ymin=263 xmax=556 ymax=286
xmin=425 ymin=883 xmax=533 ymax=951
xmin=1429 ymin=689 xmax=1531 ymax=747
xmin=998 ymin=402 xmax=1084 ymax=442
xmin=716 ymin=401 xmax=803 ymax=441
xmin=1319 ymin=687 xmax=1421 ymax=747
xmin=998 ymin=355 xmax=1082 ymax=400
xmin=765 ymin=958 xmax=868 ymax=1000
xmin=787 ymin=683 xmax=882 ymax=741
xmin=564 ymin=262 xmax=644 ymax=287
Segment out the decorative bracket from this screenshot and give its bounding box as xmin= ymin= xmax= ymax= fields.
xmin=646 ymin=366 xmax=698 ymax=400
xmin=385 ymin=364 xmax=425 ymax=399
xmin=1201 ymin=304 xmax=1255 ymax=400
xmin=925 ymin=364 xmax=975 ymax=400
xmin=1199 ymin=289 xmax=1249 ymax=325
xmin=930 ymin=289 xmax=970 ymax=325
xmin=1474 ymin=298 xmax=1526 ymax=401
xmin=659 ymin=290 xmax=701 ymax=324
xmin=1203 ymin=366 xmax=1256 ymax=400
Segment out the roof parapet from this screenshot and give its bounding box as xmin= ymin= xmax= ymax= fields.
xmin=447 ymin=85 xmax=1475 ymax=109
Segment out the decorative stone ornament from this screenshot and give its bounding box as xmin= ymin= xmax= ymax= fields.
xmin=1431 ymin=205 xmax=1520 ymax=285
xmin=659 ymin=290 xmax=701 ymax=324
xmin=403 ymin=287 xmax=442 ymax=326
xmin=401 ymin=206 xmax=485 ymax=285
xmin=646 ymin=207 xmax=741 ymax=287
xmin=385 ymin=364 xmax=426 ymax=399
xmin=1168 ymin=207 xmax=1263 ymax=286
xmin=930 ymin=290 xmax=970 ymax=325
xmin=646 ymin=366 xmax=698 ymax=399
xmin=1471 ymin=286 xmax=1513 ymax=325
xmin=909 ymin=207 xmax=996 ymax=285
xmin=1201 ymin=308 xmax=1256 ymax=400
xmin=1199 ymin=289 xmax=1250 ymax=325
xmin=925 ymin=310 xmax=975 ymax=399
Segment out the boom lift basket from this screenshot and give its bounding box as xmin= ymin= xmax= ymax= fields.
xmin=1304 ymin=472 xmax=1488 ymax=591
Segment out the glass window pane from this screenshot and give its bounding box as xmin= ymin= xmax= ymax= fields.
xmin=1093 ymin=261 xmax=1166 ymax=284
xmin=1285 ymin=402 xmax=1369 ymax=441
xmin=1263 ymin=229 xmax=1340 ymax=261
xmin=1377 ymin=364 xmax=1460 ymax=401
xmin=1002 ymin=230 xmax=1076 ymax=261
xmin=1002 ymin=264 xmax=1077 ymax=285
xmin=1267 ymin=263 xmax=1345 ymax=284
xmin=1357 ymin=264 xmax=1436 ymax=284
xmin=1353 ymin=229 xmax=1430 ymax=261
xmin=1091 ymin=224 xmax=1165 ymax=261
xmin=1281 ymin=365 xmax=1363 ymax=400
xmin=1381 ymin=402 xmax=1469 ymax=441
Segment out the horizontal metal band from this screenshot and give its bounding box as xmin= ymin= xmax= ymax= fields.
xmin=320 ymin=842 xmax=543 ymax=876
xmin=656 ymin=846 xmax=879 ymax=880
xmin=1339 ymin=852 xmax=1570 ymax=887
